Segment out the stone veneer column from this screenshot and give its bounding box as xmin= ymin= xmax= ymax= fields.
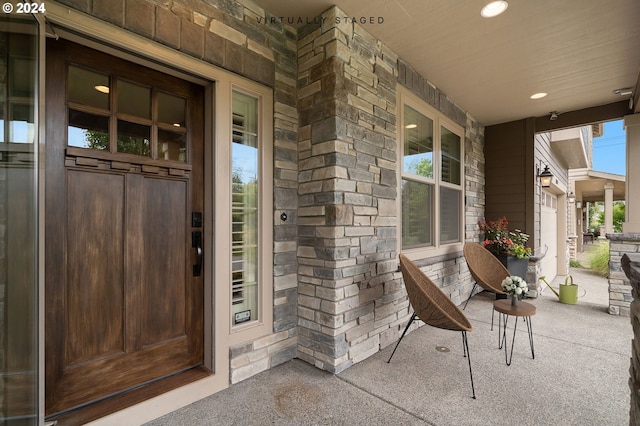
xmin=296 ymin=7 xmax=400 ymax=373
xmin=624 ymin=114 xmax=640 ymax=233
xmin=607 ymin=234 xmax=640 ymax=316
xmin=621 ymin=253 xmax=640 ymax=423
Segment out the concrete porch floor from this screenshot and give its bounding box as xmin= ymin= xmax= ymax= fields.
xmin=147 ymin=265 xmax=631 ymax=425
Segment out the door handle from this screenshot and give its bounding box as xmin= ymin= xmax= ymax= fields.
xmin=192 ymin=231 xmax=202 ymax=277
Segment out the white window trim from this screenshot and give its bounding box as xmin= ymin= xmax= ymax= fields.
xmin=397 ymin=86 xmax=465 ymax=260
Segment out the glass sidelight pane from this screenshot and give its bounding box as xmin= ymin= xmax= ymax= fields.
xmin=158 ymin=129 xmax=186 ymax=162
xmin=0 ymin=104 xmax=4 ymax=142
xmin=9 ymin=103 xmax=34 ymax=144
xmin=68 ymin=109 xmax=109 ymax=150
xmin=1 ymin=23 xmax=39 ymax=425
xmin=68 ymin=65 xmax=110 ymax=110
xmin=117 ymin=120 xmax=150 ymax=156
xmin=117 ymin=80 xmax=151 ymax=119
xmin=402 ymin=179 xmax=433 ymax=248
xmin=231 ymin=91 xmax=259 ymax=325
xmin=10 ymin=57 xmax=35 ymax=98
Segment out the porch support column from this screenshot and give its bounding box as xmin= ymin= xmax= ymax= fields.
xmin=604 ymin=181 xmax=615 ymax=235
xmin=624 ymin=114 xmax=640 ymax=232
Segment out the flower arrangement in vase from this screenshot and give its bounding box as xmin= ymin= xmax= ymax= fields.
xmin=501 ymin=276 xmax=528 ymax=306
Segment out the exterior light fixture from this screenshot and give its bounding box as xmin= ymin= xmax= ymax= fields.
xmin=567 ymin=192 xmax=576 ymax=203
xmin=481 ymin=1 xmax=508 ymax=18
xmin=549 ymin=111 xmax=559 ymax=121
xmin=613 ymin=87 xmax=633 ymax=96
xmin=576 ymin=201 xmax=582 ymax=209
xmin=537 ymin=165 xmax=553 ymax=188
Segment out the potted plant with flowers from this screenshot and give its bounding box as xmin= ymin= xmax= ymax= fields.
xmin=478 ymin=216 xmax=532 ymax=279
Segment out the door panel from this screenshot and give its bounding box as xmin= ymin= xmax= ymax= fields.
xmin=141 ymin=177 xmax=188 ymax=345
xmin=45 ymin=39 xmax=205 ymax=415
xmin=66 ymin=170 xmax=125 ymax=365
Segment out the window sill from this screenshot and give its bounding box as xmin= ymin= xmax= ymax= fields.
xmin=401 ymin=242 xmax=464 ymax=263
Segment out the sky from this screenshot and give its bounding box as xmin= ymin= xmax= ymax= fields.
xmin=592 ymin=119 xmax=626 ymax=176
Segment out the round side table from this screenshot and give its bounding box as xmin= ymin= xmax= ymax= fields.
xmin=493 ymin=299 xmax=536 ymax=366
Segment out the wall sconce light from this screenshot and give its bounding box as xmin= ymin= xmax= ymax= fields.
xmin=537 ymin=165 xmax=553 ymax=188
xmin=567 ymin=192 xmax=576 ymax=203
xmin=576 ymin=201 xmax=582 ymax=209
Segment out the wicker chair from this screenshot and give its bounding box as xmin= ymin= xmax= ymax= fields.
xmin=463 ymin=242 xmax=509 ymax=328
xmin=387 ymin=254 xmax=476 ymax=399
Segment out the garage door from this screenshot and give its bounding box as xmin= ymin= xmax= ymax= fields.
xmin=540 ymin=191 xmax=558 ymax=281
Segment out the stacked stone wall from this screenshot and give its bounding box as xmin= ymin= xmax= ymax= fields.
xmin=608 ymin=234 xmax=640 ymax=316
xmin=621 ymin=252 xmax=640 ymax=424
xmin=296 ymin=7 xmax=400 ymax=373
xmin=54 ymin=0 xmax=300 ymax=383
xmin=296 ymin=6 xmax=485 ymax=373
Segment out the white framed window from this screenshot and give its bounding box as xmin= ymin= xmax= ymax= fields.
xmin=398 ymin=87 xmax=464 ymax=259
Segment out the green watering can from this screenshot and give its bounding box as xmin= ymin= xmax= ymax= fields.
xmin=539 ymin=275 xmax=579 ymax=305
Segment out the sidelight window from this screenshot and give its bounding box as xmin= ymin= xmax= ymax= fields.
xmin=231 ymin=90 xmax=259 ymax=326
xmin=1 ymin=24 xmax=40 ymax=424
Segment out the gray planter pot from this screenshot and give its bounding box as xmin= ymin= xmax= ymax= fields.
xmin=495 ymin=253 xmax=528 ymax=281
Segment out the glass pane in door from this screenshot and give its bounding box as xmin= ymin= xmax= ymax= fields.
xmin=68 ymin=109 xmax=109 ymax=149
xmin=68 ymin=65 xmax=110 ymax=110
xmin=117 ymin=120 xmax=150 ymax=156
xmin=117 ymin=79 xmax=151 ymax=119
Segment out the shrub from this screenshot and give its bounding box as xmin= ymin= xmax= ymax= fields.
xmin=588 ymin=241 xmax=610 ymax=277
xmin=569 ymin=259 xmax=583 ymax=268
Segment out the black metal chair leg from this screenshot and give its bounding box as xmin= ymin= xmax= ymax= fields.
xmin=498 ymin=312 xmax=505 ymax=349
xmin=387 ymin=312 xmax=417 ymax=363
xmin=463 ymin=282 xmax=478 ymax=310
xmin=462 ymin=331 xmax=476 ymax=399
xmin=491 ymin=307 xmax=495 ymax=331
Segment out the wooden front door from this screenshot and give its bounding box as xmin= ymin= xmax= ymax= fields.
xmin=44 ymin=40 xmax=205 ymax=415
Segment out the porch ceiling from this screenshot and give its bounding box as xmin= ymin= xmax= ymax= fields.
xmin=252 ymin=0 xmax=640 ymax=126
xmin=574 ymin=171 xmax=626 ymax=203
xmin=550 ymin=128 xmax=589 ymax=169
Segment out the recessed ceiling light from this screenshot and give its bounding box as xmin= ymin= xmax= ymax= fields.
xmin=405 ymin=124 xmax=417 ymax=129
xmin=530 ymin=92 xmax=548 ymax=100
xmin=94 ymin=85 xmax=110 ymax=94
xmin=481 ymin=1 xmax=508 ymax=18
